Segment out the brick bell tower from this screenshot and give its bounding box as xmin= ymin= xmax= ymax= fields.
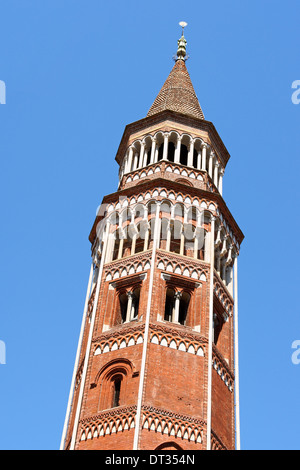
xmin=61 ymin=24 xmax=244 ymax=451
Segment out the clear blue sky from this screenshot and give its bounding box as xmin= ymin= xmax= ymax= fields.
xmin=0 ymin=0 xmax=299 ymax=450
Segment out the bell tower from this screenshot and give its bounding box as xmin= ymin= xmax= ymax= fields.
xmin=61 ymin=24 xmax=244 ymax=451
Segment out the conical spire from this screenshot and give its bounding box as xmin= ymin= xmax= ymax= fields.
xmin=147 ymin=23 xmax=205 ymax=120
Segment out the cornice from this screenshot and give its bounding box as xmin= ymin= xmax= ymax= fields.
xmin=88 ymin=176 xmax=244 ymax=246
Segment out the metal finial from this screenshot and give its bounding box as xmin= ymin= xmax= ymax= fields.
xmin=179 ymin=21 xmax=188 ymax=35
xmin=177 ymin=21 xmax=188 ymax=61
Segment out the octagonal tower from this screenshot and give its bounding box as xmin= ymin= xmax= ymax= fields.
xmin=61 ymin=26 xmax=244 ymax=451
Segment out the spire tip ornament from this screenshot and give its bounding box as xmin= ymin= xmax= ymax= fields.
xmin=176 ymin=21 xmax=188 ymax=61
xmin=179 ymin=21 xmax=188 ymax=34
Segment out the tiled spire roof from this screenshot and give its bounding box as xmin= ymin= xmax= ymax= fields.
xmin=147 ymin=57 xmax=205 ymax=120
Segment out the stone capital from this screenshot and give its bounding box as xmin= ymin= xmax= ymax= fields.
xmin=174 ymin=291 xmax=182 ymax=300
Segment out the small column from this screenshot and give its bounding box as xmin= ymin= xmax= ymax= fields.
xmin=220 ymin=235 xmax=227 ymax=258
xmin=180 ymin=226 xmax=185 ymax=255
xmin=142 ymin=206 xmax=149 ymax=251
xmin=132 ymin=151 xmax=138 ymax=171
xmin=204 ymin=230 xmax=211 ymax=262
xmin=155 ymin=215 xmax=162 ymax=249
xmin=201 ymin=144 xmax=207 ymax=171
xmin=127 ymin=147 xmax=134 ymax=173
xmin=131 ymin=233 xmax=137 ymax=255
xmin=215 ymin=226 xmax=222 ymax=248
xmin=226 ymin=265 xmax=233 ymax=295
xmin=174 ymin=135 xmax=181 ymax=163
xmin=214 ymin=161 xmax=219 ymax=187
xmin=124 ymin=149 xmax=130 ymax=174
xmin=154 ymin=144 xmax=159 ymax=163
xmin=208 ymin=152 xmax=214 ymax=178
xmin=105 ymin=234 xmax=115 ymax=263
xmin=173 ymin=292 xmax=182 ymax=323
xmin=138 ymin=143 xmax=145 ymax=168
xmin=166 ymin=222 xmax=171 ymax=251
xmin=105 ymin=231 xmax=115 ymax=263
xmin=143 ymin=228 xmax=149 ymax=251
xmin=193 ymin=234 xmax=198 ymax=260
xmin=187 ymin=140 xmax=194 ymax=167
xmin=150 ymin=138 xmax=156 ymax=164
xmin=126 ymin=292 xmax=133 ymax=323
xmin=219 ymin=169 xmax=224 ymax=196
xmin=118 ymin=237 xmax=124 ymax=259
xmin=225 ymin=244 xmax=233 ymax=267
xmin=162 ymin=133 xmax=169 ymax=160
xmin=143 ymin=148 xmax=148 ymax=167
xmin=197 ymin=150 xmax=201 ymax=170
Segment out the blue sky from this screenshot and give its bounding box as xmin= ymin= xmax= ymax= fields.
xmin=0 ymin=0 xmax=299 ymax=450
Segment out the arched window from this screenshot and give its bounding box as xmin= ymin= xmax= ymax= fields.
xmin=213 ymin=313 xmax=223 ymax=345
xmin=180 ymin=144 xmax=188 ymax=166
xmin=112 ymin=376 xmax=122 ymax=408
xmin=164 ymin=288 xmax=175 ymax=322
xmin=164 ymin=289 xmax=190 ymax=325
xmin=168 ymin=142 xmax=175 ymax=162
xmin=169 ymin=220 xmax=182 ymax=254
xmin=112 ymin=231 xmax=121 ymax=260
xmin=134 ymin=223 xmax=145 ymax=254
xmin=157 ymin=143 xmax=163 ymax=161
xmin=131 ymin=288 xmax=140 ymax=320
xmin=94 ymin=359 xmax=135 ymax=412
xmin=159 ymin=218 xmax=169 ymax=250
xmin=155 ymin=442 xmax=183 ymax=450
xmin=119 ymin=288 xmax=140 ymax=324
xmin=119 ymin=292 xmax=128 ymax=323
xmin=179 ymin=292 xmax=190 ymax=325
xmin=122 ymin=237 xmax=132 ymax=257
xmin=194 ymin=228 xmax=206 ymax=261
xmin=193 ymin=148 xmax=198 ymax=168
xmin=146 ymin=149 xmax=151 ymax=165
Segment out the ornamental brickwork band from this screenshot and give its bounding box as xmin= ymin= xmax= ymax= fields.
xmin=60 ymin=24 xmax=244 ymax=451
